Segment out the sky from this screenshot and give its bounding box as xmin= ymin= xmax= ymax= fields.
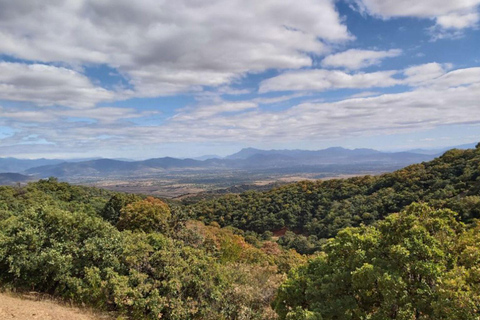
xmin=0 ymin=0 xmax=479 ymax=159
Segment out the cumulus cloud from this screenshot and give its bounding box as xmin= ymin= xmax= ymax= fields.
xmin=0 ymin=0 xmax=351 ymax=97
xmin=163 ymin=67 xmax=480 ymax=143
xmin=402 ymin=62 xmax=448 ymax=85
xmin=0 ymin=62 xmax=115 ymax=108
xmin=0 ymin=105 xmax=155 ymax=127
xmin=258 ymin=62 xmax=467 ymax=93
xmin=259 ymin=69 xmax=399 ymax=93
xmin=321 ymin=49 xmax=402 ymax=70
xmin=425 ymin=67 xmax=480 ymax=89
xmin=436 ymin=11 xmax=479 ymax=29
xmin=173 ymin=102 xmax=258 ymax=121
xmin=5 ymin=66 xmax=477 ymax=158
xmin=353 ymin=0 xmax=480 ymax=30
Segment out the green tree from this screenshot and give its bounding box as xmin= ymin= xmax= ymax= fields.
xmin=100 ymin=193 xmax=141 ymax=224
xmin=274 ymin=204 xmax=480 ymax=319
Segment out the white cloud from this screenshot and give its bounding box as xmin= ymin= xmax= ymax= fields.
xmin=403 ymin=62 xmax=448 ymax=85
xmin=426 ymin=67 xmax=480 ymax=89
xmin=321 ymin=49 xmax=402 ymax=70
xmin=3 ymin=67 xmax=480 ymax=157
xmin=173 ymin=102 xmax=258 ymax=121
xmin=259 ymin=69 xmax=399 ymax=93
xmin=436 ymin=12 xmax=479 ymax=29
xmin=353 ymin=0 xmax=480 ymax=18
xmin=258 ymin=62 xmax=469 ymax=93
xmin=0 ymin=0 xmax=351 ymax=97
xmin=0 ymin=105 xmax=155 ymax=126
xmin=0 ymin=62 xmax=115 ymax=108
xmin=164 ymin=67 xmax=480 ymax=143
xmin=354 ymin=0 xmax=480 ymax=30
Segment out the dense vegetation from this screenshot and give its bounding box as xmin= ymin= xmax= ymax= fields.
xmin=1 ymin=145 xmax=480 ymax=319
xmin=275 ymin=204 xmax=480 ymax=319
xmin=190 ymin=145 xmax=480 ymax=253
xmin=0 ymin=178 xmax=304 ymax=319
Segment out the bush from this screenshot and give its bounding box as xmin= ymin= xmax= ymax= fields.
xmin=274 ymin=204 xmax=480 ymax=319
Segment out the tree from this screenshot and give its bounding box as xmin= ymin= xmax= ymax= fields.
xmin=274 ymin=204 xmax=480 ymax=319
xmin=100 ymin=193 xmax=141 ymax=224
xmin=117 ymin=197 xmax=171 ymax=233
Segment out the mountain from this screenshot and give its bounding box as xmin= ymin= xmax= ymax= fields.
xmin=0 ymin=172 xmax=34 ymax=185
xmin=0 ymin=157 xmax=107 ymax=173
xmin=0 ymin=158 xmax=65 ymax=173
xmin=25 ymin=157 xmax=213 ymax=178
xmin=406 ymin=142 xmax=477 ymax=155
xmin=227 ymin=147 xmax=383 ymax=161
xmin=192 ymin=154 xmax=223 ymax=160
xmin=24 ymin=146 xmax=438 ymax=180
xmin=226 ymin=147 xmax=431 ymax=165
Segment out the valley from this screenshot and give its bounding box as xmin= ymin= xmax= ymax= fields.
xmin=2 ymin=145 xmax=460 ymax=197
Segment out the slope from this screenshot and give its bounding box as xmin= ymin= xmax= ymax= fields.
xmin=190 ymin=144 xmax=480 ymax=244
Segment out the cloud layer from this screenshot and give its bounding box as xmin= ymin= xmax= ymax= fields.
xmin=321 ymin=49 xmax=402 ymax=70
xmin=354 ymin=0 xmax=480 ymax=29
xmin=2 ymin=66 xmax=479 ymax=157
xmin=0 ymin=0 xmax=479 ymax=157
xmin=0 ymin=62 xmax=115 ymax=108
xmin=0 ymin=0 xmax=350 ymax=96
xmin=258 ymin=63 xmax=461 ymax=93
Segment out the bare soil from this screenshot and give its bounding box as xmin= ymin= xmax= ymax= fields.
xmin=0 ymin=293 xmax=113 ymax=320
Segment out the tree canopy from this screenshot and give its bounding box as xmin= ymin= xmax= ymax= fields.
xmin=190 ymin=146 xmax=480 ymax=252
xmin=274 ymin=204 xmax=480 ymax=319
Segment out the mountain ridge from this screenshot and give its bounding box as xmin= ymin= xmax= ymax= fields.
xmin=2 ymin=143 xmax=476 ymax=181
xmin=24 ymin=148 xmax=435 ymax=179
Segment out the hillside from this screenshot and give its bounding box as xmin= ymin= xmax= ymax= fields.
xmin=1 ymin=145 xmax=480 ymax=319
xmin=190 ymin=145 xmax=480 ymax=252
xmin=0 ymin=178 xmax=303 ymax=320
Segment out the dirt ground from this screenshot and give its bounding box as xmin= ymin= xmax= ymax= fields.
xmin=0 ymin=293 xmax=113 ymax=320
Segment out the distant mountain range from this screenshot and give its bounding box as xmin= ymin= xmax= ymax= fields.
xmin=0 ymin=158 xmax=65 ymax=173
xmin=405 ymin=143 xmax=477 ymax=155
xmin=0 ymin=143 xmax=476 ymax=183
xmin=0 ymin=173 xmax=34 ymax=185
xmin=0 ymin=157 xmax=104 ymax=173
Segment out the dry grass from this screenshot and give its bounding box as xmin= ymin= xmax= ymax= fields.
xmin=0 ymin=291 xmax=116 ymax=320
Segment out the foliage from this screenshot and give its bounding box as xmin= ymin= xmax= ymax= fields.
xmin=274 ymin=204 xmax=480 ymax=319
xmin=2 ymin=146 xmax=480 ymax=319
xmin=100 ymin=193 xmax=141 ymax=224
xmin=190 ymin=146 xmax=480 ymax=241
xmin=0 ymin=178 xmax=304 ymax=319
xmin=117 ymin=197 xmax=171 ymax=233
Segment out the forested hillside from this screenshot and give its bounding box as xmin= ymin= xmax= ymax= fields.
xmin=190 ymin=145 xmax=480 ymax=252
xmin=0 ymin=179 xmax=304 ymax=319
xmin=1 ymin=145 xmax=480 ymax=319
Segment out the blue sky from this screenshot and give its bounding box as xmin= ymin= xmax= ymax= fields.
xmin=0 ymin=0 xmax=479 ymax=159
